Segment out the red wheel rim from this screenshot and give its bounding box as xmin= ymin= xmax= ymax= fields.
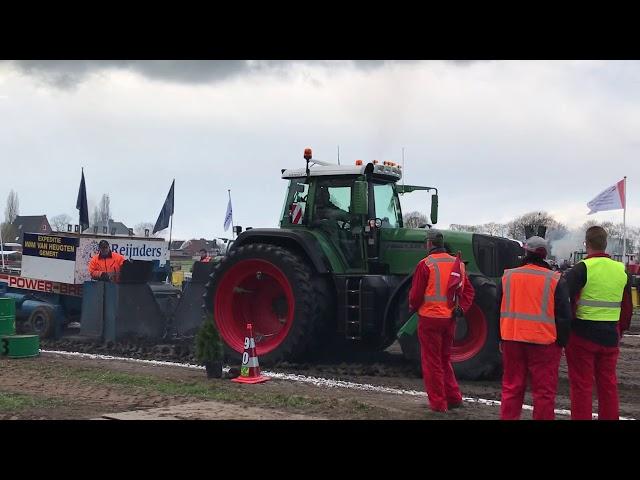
xmin=214 ymin=259 xmax=295 ymax=356
xmin=451 ymin=303 xmax=488 ymax=362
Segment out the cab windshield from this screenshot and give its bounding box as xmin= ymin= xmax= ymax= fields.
xmin=373 ymin=182 xmax=402 ymax=228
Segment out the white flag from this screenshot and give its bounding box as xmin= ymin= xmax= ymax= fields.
xmin=224 ymin=197 xmax=233 ymax=231
xmin=587 ymin=179 xmax=625 ymax=215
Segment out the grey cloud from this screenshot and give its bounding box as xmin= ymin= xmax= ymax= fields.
xmin=5 ymin=60 xmax=423 ymax=89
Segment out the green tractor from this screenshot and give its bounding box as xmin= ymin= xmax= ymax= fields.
xmin=204 ymin=149 xmax=523 ymax=379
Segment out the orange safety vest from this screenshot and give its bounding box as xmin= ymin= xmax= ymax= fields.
xmin=418 ymin=252 xmax=464 ymax=318
xmin=500 ymin=264 xmax=560 ymax=345
xmin=88 ymin=252 xmax=126 ymax=281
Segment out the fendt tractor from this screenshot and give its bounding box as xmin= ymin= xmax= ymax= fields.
xmin=205 ymin=149 xmax=523 ymax=379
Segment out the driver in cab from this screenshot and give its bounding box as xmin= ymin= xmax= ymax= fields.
xmin=314 ymin=186 xmax=350 ymax=225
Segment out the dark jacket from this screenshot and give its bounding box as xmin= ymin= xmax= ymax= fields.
xmin=496 ymin=256 xmax=572 ymax=347
xmin=563 ymin=252 xmax=632 ymax=347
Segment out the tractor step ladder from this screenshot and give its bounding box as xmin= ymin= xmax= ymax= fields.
xmin=344 ymin=277 xmax=363 ymax=340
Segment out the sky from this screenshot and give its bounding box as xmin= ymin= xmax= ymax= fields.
xmin=0 ymin=60 xmax=637 ymax=241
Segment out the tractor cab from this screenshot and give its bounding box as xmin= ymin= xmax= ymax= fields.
xmin=280 ymin=150 xmax=437 ymax=274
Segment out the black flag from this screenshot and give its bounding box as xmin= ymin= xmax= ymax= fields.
xmin=153 ymin=179 xmax=175 ymax=234
xmin=76 ymin=169 xmax=89 ymax=232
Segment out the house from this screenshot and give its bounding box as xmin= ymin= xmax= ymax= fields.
xmin=8 ymin=215 xmax=52 ymax=243
xmin=88 ymin=220 xmax=131 ymax=236
xmin=178 ymin=238 xmax=229 ymax=257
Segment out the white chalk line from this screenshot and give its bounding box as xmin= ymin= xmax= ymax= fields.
xmin=41 ymin=350 xmax=634 ymax=420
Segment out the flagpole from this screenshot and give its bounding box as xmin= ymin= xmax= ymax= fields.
xmin=168 ymin=180 xmax=174 ymax=284
xmin=228 ymin=189 xmax=235 ymax=239
xmin=623 ymin=176 xmax=627 ymax=263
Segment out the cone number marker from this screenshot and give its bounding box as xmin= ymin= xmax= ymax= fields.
xmin=232 ymin=325 xmax=270 ymax=384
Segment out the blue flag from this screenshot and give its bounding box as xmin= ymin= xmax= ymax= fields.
xmin=76 ymin=169 xmax=89 ymax=232
xmin=224 ymin=197 xmax=233 ymax=232
xmin=153 ymin=180 xmax=175 ymax=234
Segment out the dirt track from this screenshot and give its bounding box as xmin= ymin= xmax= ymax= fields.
xmin=0 ymin=314 xmax=638 ymax=420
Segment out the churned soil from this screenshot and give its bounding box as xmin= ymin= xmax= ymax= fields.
xmin=1 ymin=314 xmax=638 ymax=420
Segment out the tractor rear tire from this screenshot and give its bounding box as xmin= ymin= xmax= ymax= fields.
xmin=204 ymin=243 xmax=332 ymax=365
xmin=397 ymin=274 xmax=501 ymax=380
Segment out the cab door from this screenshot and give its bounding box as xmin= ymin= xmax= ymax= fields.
xmin=309 ymin=177 xmax=366 ymax=271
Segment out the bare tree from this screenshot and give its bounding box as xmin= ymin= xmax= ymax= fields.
xmin=50 ymin=214 xmax=72 ymax=232
xmin=449 ymin=224 xmax=481 ymax=233
xmin=507 ymin=211 xmax=567 ymax=241
xmin=91 ymin=206 xmax=99 ymax=226
xmin=481 ymin=222 xmax=504 ymax=236
xmin=98 ymin=194 xmax=111 ymax=223
xmin=4 ymin=190 xmax=19 ymax=225
xmin=403 ymin=211 xmax=429 ymax=229
xmin=0 ymin=222 xmax=12 ymax=243
xmin=134 ymin=222 xmax=157 ymax=237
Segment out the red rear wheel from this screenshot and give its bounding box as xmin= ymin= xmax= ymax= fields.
xmin=205 ymin=243 xmax=332 ymax=364
xmin=451 ymin=303 xmax=488 ymax=362
xmin=215 ymin=259 xmax=295 ymax=356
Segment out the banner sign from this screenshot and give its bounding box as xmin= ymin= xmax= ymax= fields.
xmin=74 ymin=236 xmax=169 ymax=284
xmin=22 ymin=233 xmax=78 ymax=261
xmin=21 ymin=233 xmax=78 ymax=284
xmin=0 ymin=273 xmax=83 ymax=297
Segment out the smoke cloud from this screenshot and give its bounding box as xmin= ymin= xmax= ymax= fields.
xmin=549 ymin=230 xmax=585 ymax=262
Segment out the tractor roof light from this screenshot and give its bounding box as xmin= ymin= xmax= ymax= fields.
xmin=304 ymin=148 xmax=312 ymax=160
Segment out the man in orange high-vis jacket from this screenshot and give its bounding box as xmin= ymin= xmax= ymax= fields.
xmin=497 ymin=236 xmax=571 ymax=420
xmin=88 ymin=239 xmax=126 ymax=282
xmin=409 ymin=229 xmax=475 ymax=413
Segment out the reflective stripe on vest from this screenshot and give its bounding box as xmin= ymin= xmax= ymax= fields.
xmin=500 ymin=265 xmax=559 ymax=344
xmin=419 ymin=253 xmax=459 ymax=318
xmin=422 ymin=256 xmax=456 ymax=303
xmin=576 ymin=257 xmax=627 ymax=322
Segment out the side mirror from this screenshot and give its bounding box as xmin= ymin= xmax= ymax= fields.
xmin=430 ymin=193 xmax=438 ymax=225
xmin=351 ymin=181 xmax=369 ymax=216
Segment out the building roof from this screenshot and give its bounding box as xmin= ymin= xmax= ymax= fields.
xmin=9 ymin=215 xmax=52 ymax=242
xmin=89 ymin=220 xmax=130 ymax=235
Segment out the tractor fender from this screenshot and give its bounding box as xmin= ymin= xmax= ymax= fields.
xmin=232 ymin=229 xmax=331 ymax=274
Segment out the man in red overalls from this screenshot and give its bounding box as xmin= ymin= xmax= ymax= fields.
xmin=409 ymin=229 xmax=475 ymax=413
xmin=497 ymin=236 xmax=571 ymax=420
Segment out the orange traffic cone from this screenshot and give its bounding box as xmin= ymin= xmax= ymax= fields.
xmin=232 ymin=323 xmax=270 ymax=384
